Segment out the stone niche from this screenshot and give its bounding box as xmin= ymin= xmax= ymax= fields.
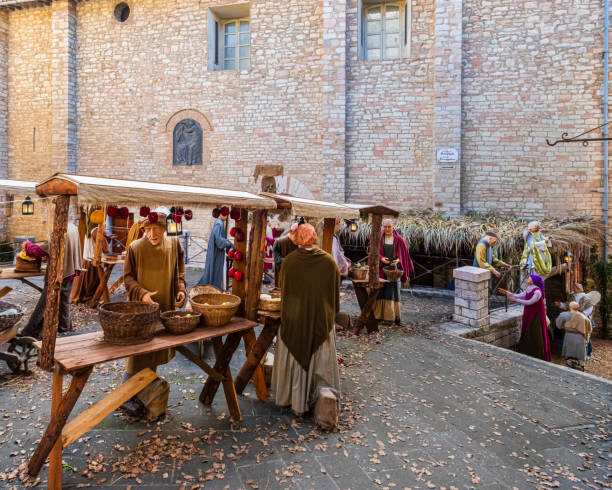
xmin=166 ymin=109 xmax=212 ymax=167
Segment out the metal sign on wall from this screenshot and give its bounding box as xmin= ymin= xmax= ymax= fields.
xmin=436 ymin=147 xmax=459 ymax=163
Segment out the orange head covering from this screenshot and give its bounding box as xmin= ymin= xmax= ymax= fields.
xmin=294 ymin=223 xmax=317 ymax=247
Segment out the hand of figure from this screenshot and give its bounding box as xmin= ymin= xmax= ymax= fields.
xmin=392 ymin=259 xmax=400 ymax=266
xmin=381 ymin=257 xmax=389 ymax=265
xmin=493 ymin=270 xmax=501 ymax=278
xmin=554 ymin=301 xmax=560 ymax=307
xmin=175 ymin=291 xmax=186 ymax=308
xmin=142 ymin=291 xmax=158 ymax=305
xmin=497 ymin=288 xmax=507 ymax=296
xmin=508 ymin=296 xmax=516 ymax=302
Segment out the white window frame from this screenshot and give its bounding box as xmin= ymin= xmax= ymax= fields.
xmin=222 ymin=17 xmax=250 ymax=71
xmin=207 ymin=3 xmax=250 ymax=72
xmin=359 ymin=0 xmax=410 ymax=61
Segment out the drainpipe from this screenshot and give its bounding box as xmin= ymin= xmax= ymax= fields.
xmin=603 ymin=0 xmax=609 ymax=337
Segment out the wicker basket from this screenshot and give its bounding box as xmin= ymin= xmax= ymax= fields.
xmin=0 ymin=300 xmax=23 ymax=332
xmin=383 ymin=265 xmax=403 ymax=282
xmin=259 ymin=297 xmax=281 ymax=312
xmin=351 ymin=267 xmax=368 ymax=280
xmin=160 ymin=310 xmax=201 ymax=335
xmin=190 ymin=293 xmax=241 ymax=327
xmin=98 ymin=301 xmax=160 ymax=345
xmin=269 ymin=288 xmax=281 ymax=299
xmin=15 ymin=256 xmax=41 ymax=273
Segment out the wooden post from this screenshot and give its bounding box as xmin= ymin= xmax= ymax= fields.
xmin=322 ymin=218 xmax=335 ymax=254
xmin=28 ymin=367 xmax=92 ymax=477
xmin=368 ymin=213 xmax=382 ymax=291
xmin=244 ymin=210 xmax=268 ymax=321
xmin=231 ymin=208 xmax=249 ymax=316
xmin=39 ymin=195 xmax=70 ymax=372
xmin=48 ymin=369 xmax=63 ymax=490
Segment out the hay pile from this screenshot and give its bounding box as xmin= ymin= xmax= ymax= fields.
xmin=339 ymin=212 xmax=604 ymax=264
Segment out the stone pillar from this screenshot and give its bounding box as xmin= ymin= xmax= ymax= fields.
xmin=321 ymin=0 xmax=346 ymax=202
xmin=51 ymin=0 xmax=77 ymax=174
xmin=453 ymin=266 xmax=490 ymax=328
xmin=433 ymin=0 xmax=462 ymax=215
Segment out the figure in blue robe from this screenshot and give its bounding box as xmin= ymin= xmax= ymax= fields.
xmin=198 ymin=217 xmax=229 ymax=289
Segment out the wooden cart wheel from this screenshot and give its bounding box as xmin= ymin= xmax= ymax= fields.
xmin=7 ymin=338 xmax=37 ymax=374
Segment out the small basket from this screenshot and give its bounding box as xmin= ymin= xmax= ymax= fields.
xmin=15 ymin=256 xmax=41 ymax=273
xmin=269 ymin=288 xmax=281 ymax=299
xmin=190 ymin=293 xmax=241 ymax=327
xmin=351 ymin=267 xmax=368 ymax=280
xmin=98 ymin=301 xmax=160 ymax=345
xmin=0 ymin=300 xmax=24 ymax=332
xmin=160 ymin=310 xmax=201 ymax=335
xmin=259 ymin=297 xmax=281 ymax=312
xmin=383 ymin=265 xmax=403 ymax=282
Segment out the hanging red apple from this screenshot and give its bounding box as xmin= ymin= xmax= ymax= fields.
xmin=235 ymin=230 xmax=245 ymax=242
xmin=118 ymin=207 xmax=129 ymax=219
xmin=233 ymin=270 xmax=243 ymax=281
xmin=212 ymin=208 xmax=221 ymax=218
xmin=228 ymin=268 xmax=235 ymax=278
xmin=228 ymin=249 xmax=235 ymax=259
xmin=233 ymin=250 xmax=243 ymax=261
xmin=184 ymin=209 xmax=193 ymax=220
xmin=220 ymin=206 xmax=230 ymax=217
xmin=230 ymin=208 xmax=241 ymax=221
xmin=172 ymin=213 xmax=182 ymax=223
xmin=148 ymin=212 xmax=158 ymax=224
xmin=229 ymin=227 xmax=237 ymax=237
xmin=140 ymin=206 xmax=150 ymax=218
xmin=107 ymin=205 xmax=118 ymax=218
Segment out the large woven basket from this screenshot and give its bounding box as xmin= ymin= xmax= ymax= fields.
xmin=190 ymin=293 xmax=241 ymax=327
xmin=383 ymin=265 xmax=403 ymax=282
xmin=98 ymin=301 xmax=159 ymax=345
xmin=258 ymin=297 xmax=281 ymax=312
xmin=351 ymin=267 xmax=368 ymax=280
xmin=0 ymin=300 xmax=24 ymax=332
xmin=160 ymin=310 xmax=201 ymax=335
xmin=15 ymin=256 xmax=41 ymax=273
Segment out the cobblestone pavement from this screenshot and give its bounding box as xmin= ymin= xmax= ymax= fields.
xmin=0 ymin=270 xmax=610 ymax=489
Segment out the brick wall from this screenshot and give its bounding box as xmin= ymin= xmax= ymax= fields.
xmin=461 ymin=0 xmax=608 ymax=218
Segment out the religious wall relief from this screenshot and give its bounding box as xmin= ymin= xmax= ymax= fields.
xmin=173 ymin=118 xmax=203 ymax=166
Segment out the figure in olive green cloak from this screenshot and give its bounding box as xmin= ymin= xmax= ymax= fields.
xmin=272 ymin=224 xmax=341 ymax=427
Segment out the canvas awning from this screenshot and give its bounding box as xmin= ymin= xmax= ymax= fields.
xmin=0 ymin=179 xmax=38 ymax=194
xmin=36 ymin=173 xmax=276 ymax=210
xmin=345 ymin=203 xmax=400 ymax=217
xmin=261 ymin=193 xmax=359 ymax=219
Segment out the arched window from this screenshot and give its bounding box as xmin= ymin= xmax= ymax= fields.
xmin=173 ymin=119 xmax=203 ymax=166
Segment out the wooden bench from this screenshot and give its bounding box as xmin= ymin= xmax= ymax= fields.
xmin=27 ymin=316 xmax=279 ymax=488
xmin=0 ymin=267 xmax=45 ymax=292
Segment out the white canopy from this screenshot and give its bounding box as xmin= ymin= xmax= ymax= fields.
xmin=0 ymin=179 xmax=38 ymax=194
xmin=261 ymin=193 xmax=359 ymax=219
xmin=36 ymin=174 xmax=276 ymax=210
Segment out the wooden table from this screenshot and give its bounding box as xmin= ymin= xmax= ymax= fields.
xmin=351 ymin=278 xmax=388 ymax=334
xmin=0 ymin=267 xmax=45 ymax=292
xmin=27 ymin=316 xmax=273 ymax=487
xmin=89 ymin=258 xmax=124 ymax=306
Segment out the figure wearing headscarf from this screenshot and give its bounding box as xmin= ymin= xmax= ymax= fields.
xmin=499 ymin=274 xmax=551 ymax=361
xmin=555 ymin=302 xmax=592 ymax=369
xmin=198 ymin=210 xmax=230 ymax=290
xmin=520 ymin=221 xmax=551 ymax=277
xmin=373 ymin=219 xmax=413 ymax=325
xmin=20 ymin=222 xmax=82 ymax=339
xmin=272 ymin=223 xmax=299 ymax=287
xmin=272 ymin=223 xmax=341 ymax=429
xmin=122 ymin=207 xmax=186 ymax=417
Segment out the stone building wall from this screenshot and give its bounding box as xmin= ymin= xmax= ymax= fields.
xmin=345 ymin=0 xmax=436 ymax=209
xmin=461 ymin=0 xmax=607 ymax=219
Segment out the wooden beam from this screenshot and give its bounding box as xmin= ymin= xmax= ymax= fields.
xmin=234 ymin=322 xmax=278 ymax=397
xmin=39 ymin=195 xmax=70 ymax=372
xmin=28 ymin=367 xmax=93 ymax=477
xmin=36 ymin=178 xmax=78 ymax=197
xmin=354 ymin=213 xmax=382 ymax=335
xmin=322 ymin=218 xmax=335 ymax=254
xmin=200 ymin=332 xmax=243 ymax=406
xmin=231 ymin=208 xmax=248 ymax=316
xmin=62 ymin=368 xmax=157 ymax=448
xmin=211 ymin=337 xmax=241 ymax=421
xmin=175 ymin=346 xmax=226 ymax=381
xmin=244 ymin=210 xmax=268 ymax=321
xmin=48 ymin=371 xmax=63 ymax=490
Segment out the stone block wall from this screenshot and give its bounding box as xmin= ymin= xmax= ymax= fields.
xmin=462 ymin=306 xmax=522 ymax=349
xmin=453 ymin=266 xmax=490 ymax=328
xmin=461 ymin=0 xmax=608 ymax=218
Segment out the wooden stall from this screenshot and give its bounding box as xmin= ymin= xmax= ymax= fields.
xmin=26 ymin=173 xmax=279 ymax=487
xmin=344 ymin=204 xmax=400 ymax=335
